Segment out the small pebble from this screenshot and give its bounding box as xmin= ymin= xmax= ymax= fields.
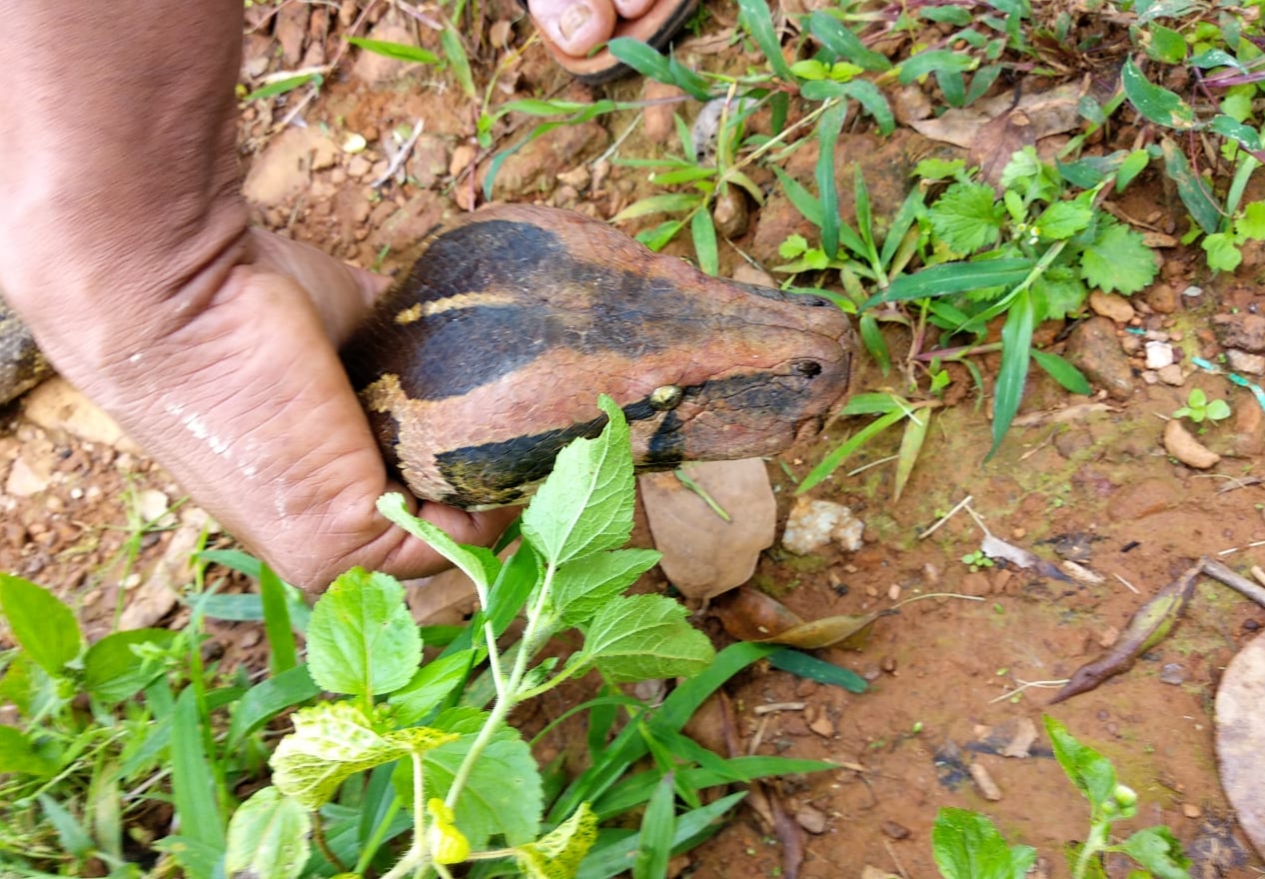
xmin=1183 ymin=804 xmax=1202 ymax=819
xmin=794 ymin=804 xmax=829 ymax=835
xmin=1182 ymin=285 xmax=1204 ymax=298
xmin=1145 ymin=341 xmax=1175 ymax=370
xmin=881 ymin=821 xmax=911 ymax=840
xmin=1156 ymin=364 xmax=1185 ymax=386
xmin=1159 ymin=663 xmax=1187 ymax=685
xmin=969 ymin=761 xmax=1003 ymax=801
xmin=887 ymin=583 xmax=901 ymax=601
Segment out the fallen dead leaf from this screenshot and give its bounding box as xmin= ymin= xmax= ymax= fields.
xmin=1216 ymin=631 xmax=1265 ymax=859
xmin=711 ymin=586 xmax=887 ymax=649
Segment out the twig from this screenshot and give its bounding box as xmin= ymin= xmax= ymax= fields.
xmin=884 ymin=838 xmax=911 ymax=879
xmin=372 ymin=118 xmax=426 ymax=187
xmin=963 ymin=501 xmax=993 ymax=538
xmin=1217 ymin=539 xmax=1265 ymax=556
xmin=988 ymin=678 xmax=1068 ymax=704
xmin=754 ymin=702 xmax=807 ymax=715
xmin=917 ymin=495 xmax=973 ymax=539
xmin=1201 ymin=558 xmax=1265 ymax=608
xmin=1112 ymin=572 xmax=1140 ymax=595
xmin=847 ymin=454 xmax=900 ymax=477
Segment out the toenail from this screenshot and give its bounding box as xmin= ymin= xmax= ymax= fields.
xmin=558 ymin=2 xmax=592 ymax=39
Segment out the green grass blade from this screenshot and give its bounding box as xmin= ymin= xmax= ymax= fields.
xmin=771 ymin=166 xmax=823 ymax=228
xmin=861 ymin=258 xmax=1035 ymax=310
xmin=259 ymin=564 xmax=296 ymax=675
xmin=441 ymin=26 xmax=476 ymax=99
xmin=737 ymin=0 xmax=794 ymax=81
xmin=816 ymin=101 xmax=846 ymax=257
xmin=577 ymin=793 xmax=747 ymax=879
xmin=893 ymin=407 xmax=931 ymax=501
xmin=797 ymin=408 xmax=907 ymax=494
xmin=806 ymin=11 xmax=891 ymax=71
xmin=171 ymin=688 xmax=226 ymax=870
xmin=988 ymin=289 xmax=1035 ymax=460
xmin=242 ymin=73 xmax=322 ymax=102
xmin=608 ymin=37 xmax=673 ymax=83
xmin=768 ymin=647 xmax=868 ymax=692
xmin=1031 ymin=350 xmax=1091 ymax=395
xmin=612 ymin=193 xmax=705 ymax=222
xmin=226 ymin=665 xmax=320 ymax=750
xmin=880 ymin=183 xmax=927 ymax=268
xmin=345 ymin=36 xmax=440 ymax=65
xmin=691 ymin=210 xmax=719 ymax=275
xmin=859 ymin=313 xmax=891 ymax=376
xmin=632 ymin=774 xmax=676 ymax=879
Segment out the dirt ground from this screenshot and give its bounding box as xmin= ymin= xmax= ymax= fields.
xmin=4 ymin=2 xmax=1265 ymax=878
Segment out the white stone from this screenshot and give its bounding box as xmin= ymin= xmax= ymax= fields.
xmin=1144 ymin=341 xmax=1175 ymax=370
xmin=782 ymin=498 xmax=864 ymax=556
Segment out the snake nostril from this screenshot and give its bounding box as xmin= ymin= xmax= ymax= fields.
xmin=792 ymin=360 xmax=823 ymax=378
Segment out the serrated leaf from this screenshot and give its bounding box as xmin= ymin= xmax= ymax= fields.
xmin=424 ymin=708 xmax=544 ymax=848
xmin=552 ymin=549 xmax=662 ymax=627
xmin=83 ymin=629 xmax=176 ymax=704
xmin=1237 ymin=201 xmax=1265 ymax=240
xmin=271 ymin=703 xmax=452 ymax=810
xmin=1122 ymin=58 xmax=1194 ymax=129
xmin=346 ymin=36 xmax=440 ymax=65
xmin=1032 ymin=266 xmax=1087 ymax=320
xmin=0 ymin=573 xmax=83 ymax=676
xmin=1203 ymin=232 xmax=1242 ymax=272
xmin=1119 ymin=826 xmax=1191 ymax=878
xmin=377 ymin=493 xmax=501 ymax=591
xmin=932 ymin=807 xmax=1037 ymax=879
xmin=928 ymin=182 xmax=1004 ymax=253
xmin=578 ymin=595 xmax=714 ymax=683
xmin=521 ymin=396 xmax=636 ymax=566
xmin=305 ymin=567 xmax=421 ymax=697
xmin=1036 ymin=196 xmax=1094 ymax=240
xmin=224 ymin=788 xmax=312 ymax=879
xmin=515 ymin=804 xmax=599 ymax=879
xmin=1080 ymin=220 xmax=1159 ymax=294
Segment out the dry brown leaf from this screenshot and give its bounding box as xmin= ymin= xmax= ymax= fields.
xmin=712 ymin=586 xmax=887 ymax=649
xmin=1216 ymin=632 xmax=1265 ymax=858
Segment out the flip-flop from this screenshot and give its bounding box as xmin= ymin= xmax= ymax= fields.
xmin=527 ymin=0 xmax=700 ymax=85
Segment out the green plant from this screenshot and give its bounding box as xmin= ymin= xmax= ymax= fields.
xmin=1174 ymin=388 xmax=1232 ymax=424
xmin=932 ymin=717 xmax=1190 ymax=879
xmin=960 ymin=549 xmax=994 ymax=571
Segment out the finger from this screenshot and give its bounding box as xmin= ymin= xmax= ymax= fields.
xmin=528 ymin=0 xmax=618 ymax=57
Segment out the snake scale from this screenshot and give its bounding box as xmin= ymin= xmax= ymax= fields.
xmin=2 ymin=204 xmax=853 ymax=508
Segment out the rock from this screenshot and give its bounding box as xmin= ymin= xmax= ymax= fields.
xmin=1183 ymin=285 xmax=1204 ymax=299
xmin=794 ymin=804 xmax=829 ymax=834
xmin=23 ymin=377 xmax=134 ymax=449
xmin=274 ymin=1 xmax=309 ymax=66
xmin=480 ymin=119 xmax=608 ymax=198
xmin=640 ymin=459 xmax=776 ymax=601
xmin=969 ymin=761 xmax=1003 ymax=801
xmin=809 ymin=714 xmax=836 ymax=737
xmin=1088 ymin=290 xmax=1135 ymax=323
xmin=242 ymin=126 xmax=338 ymax=206
xmin=119 ymin=510 xmax=212 ymax=629
xmin=1147 ymin=282 xmax=1179 ymax=314
xmin=733 ymin=264 xmax=777 ymax=288
xmin=5 ymin=454 xmax=52 ymax=497
xmin=642 ymin=80 xmax=687 ymax=142
xmin=1145 ymin=341 xmax=1175 ymax=370
xmin=406 ymin=134 xmax=451 ymax=190
xmin=1156 ymin=364 xmax=1185 ymax=386
xmin=713 ymin=187 xmax=750 ymax=238
xmin=1163 ymin=419 xmax=1220 ymax=469
xmin=1064 ymin=317 xmax=1134 ymax=400
xmin=1227 ymin=349 xmax=1265 ymax=376
xmin=782 ymin=498 xmax=864 ymax=555
xmin=1214 ymin=313 xmax=1265 ymax=353
xmin=881 ymin=821 xmax=911 ymax=840
xmin=1160 ymin=662 xmax=1187 ymax=685
xmin=1217 ymin=632 xmax=1265 ymax=858
xmin=135 ymin=488 xmax=175 ymax=528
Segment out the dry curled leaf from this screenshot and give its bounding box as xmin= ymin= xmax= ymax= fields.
xmin=711 ymin=587 xmax=887 ymax=649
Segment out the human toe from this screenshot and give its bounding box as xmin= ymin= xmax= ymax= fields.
xmin=528 ymin=0 xmax=617 ymax=57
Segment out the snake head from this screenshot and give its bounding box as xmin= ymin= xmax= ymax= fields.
xmin=343 ymin=204 xmax=853 ymax=508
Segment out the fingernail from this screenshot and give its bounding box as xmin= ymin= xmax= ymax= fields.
xmin=558 ymin=2 xmax=592 ymax=39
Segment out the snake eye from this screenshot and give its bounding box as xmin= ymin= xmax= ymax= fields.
xmin=792 ymin=360 xmax=823 ymax=377
xmin=649 ymin=385 xmax=683 ymax=411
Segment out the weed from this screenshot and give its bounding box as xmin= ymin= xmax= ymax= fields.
xmin=960 ymin=549 xmax=994 ymax=571
xmin=933 ymin=717 xmax=1190 ymax=879
xmin=1174 ymin=388 xmax=1232 ymax=425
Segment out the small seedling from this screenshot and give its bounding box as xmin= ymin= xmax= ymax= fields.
xmin=932 ymin=717 xmax=1190 ymax=879
xmin=961 ymin=549 xmax=994 ymax=571
xmin=1174 ymin=388 xmax=1231 ymax=425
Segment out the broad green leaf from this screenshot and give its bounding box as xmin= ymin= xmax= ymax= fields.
xmin=0 ymin=725 xmax=59 ymax=776
xmin=1117 ymin=148 xmax=1151 ymax=191
xmin=767 ymin=647 xmax=867 ymax=693
xmin=172 ymin=687 xmax=226 ymax=862
xmin=807 ymin=11 xmax=891 ymax=71
xmin=928 ymin=182 xmax=1004 ymax=253
xmin=1203 ymin=232 xmax=1242 ymax=272
xmin=1121 ymin=59 xmax=1194 ymax=129
xmin=737 ymin=0 xmax=794 ymax=81
xmin=305 ymin=567 xmax=421 ymax=698
xmin=691 ymin=209 xmax=719 ymax=276
xmin=1161 ymin=139 xmax=1220 ymax=233
xmin=515 ymin=804 xmax=599 ymax=879
xmin=1044 ymin=716 xmax=1118 ymax=807
xmin=932 ymin=808 xmax=1036 ymax=879
xmin=608 ymin=37 xmax=672 ymax=83
xmin=227 ymin=665 xmax=321 ymax=750
xmin=1036 ymin=195 xmax=1094 ymax=240
xmin=272 ymin=702 xmax=454 ymax=810
xmin=1032 ymin=350 xmax=1092 ymax=395
xmin=988 ymin=290 xmax=1034 ymax=459
xmin=83 ymin=629 xmax=176 ymax=704
xmin=1119 ymin=826 xmax=1192 ymax=879
xmin=521 ymin=396 xmax=636 ymax=566
xmin=816 ymin=101 xmax=847 ymax=258
xmin=579 ymin=595 xmax=714 ymax=683
xmin=1210 ymin=114 xmax=1262 ymax=151
xmin=388 ymin=650 xmax=475 ymax=726
xmin=1032 ymin=266 xmax=1086 ymax=320
xmin=1146 ymin=24 xmax=1188 ymax=63
xmin=1237 ymin=201 xmax=1265 ymax=239
xmin=225 ymin=788 xmax=312 ymax=879
xmin=898 ymin=50 xmax=977 ymax=84
xmin=0 ymin=573 xmax=83 ymax=676
xmin=633 ymin=775 xmax=676 ymax=879
xmin=346 ymin=36 xmax=440 ymax=65
xmin=552 ymin=548 xmax=663 ymax=627
xmin=379 ymin=493 xmax=502 ymax=592
xmin=424 ymin=708 xmax=544 ymax=848
xmin=799 ymin=80 xmax=895 ymax=134
xmin=1081 ymin=220 xmax=1159 ymax=294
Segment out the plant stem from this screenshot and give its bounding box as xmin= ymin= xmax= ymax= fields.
xmin=380 ymin=752 xmax=431 ymax=879
xmin=1072 ymin=820 xmax=1110 ymax=879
